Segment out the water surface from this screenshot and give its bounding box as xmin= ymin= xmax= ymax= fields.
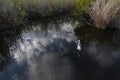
xmin=0 ymin=19 xmax=120 ymax=80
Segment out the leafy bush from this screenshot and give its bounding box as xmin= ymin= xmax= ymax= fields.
xmin=72 ymin=0 xmax=90 ymax=17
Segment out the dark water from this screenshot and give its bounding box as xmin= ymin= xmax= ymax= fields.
xmin=0 ymin=19 xmax=120 ymax=80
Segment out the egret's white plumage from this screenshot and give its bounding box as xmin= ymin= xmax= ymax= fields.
xmin=77 ymin=40 xmax=81 ymax=51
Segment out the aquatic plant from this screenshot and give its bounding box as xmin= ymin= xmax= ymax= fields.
xmin=89 ymin=0 xmax=120 ymax=29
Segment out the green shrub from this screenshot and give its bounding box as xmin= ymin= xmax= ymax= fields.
xmin=72 ymin=0 xmax=90 ymax=17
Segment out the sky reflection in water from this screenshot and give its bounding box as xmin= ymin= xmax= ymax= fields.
xmin=0 ymin=21 xmax=79 ymax=80
xmin=1 ymin=20 xmax=120 ymax=80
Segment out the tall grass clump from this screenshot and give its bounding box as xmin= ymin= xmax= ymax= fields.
xmin=0 ymin=0 xmax=77 ymax=26
xmin=0 ymin=0 xmax=16 ymax=25
xmin=20 ymin=0 xmax=76 ymax=17
xmin=0 ymin=0 xmax=27 ymax=26
xmin=89 ymin=0 xmax=120 ymax=29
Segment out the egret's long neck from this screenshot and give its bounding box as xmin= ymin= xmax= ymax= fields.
xmin=78 ymin=40 xmax=80 ymax=44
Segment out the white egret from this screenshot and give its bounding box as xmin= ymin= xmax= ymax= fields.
xmin=77 ymin=40 xmax=81 ymax=51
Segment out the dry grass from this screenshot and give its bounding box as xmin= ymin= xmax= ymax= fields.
xmin=16 ymin=0 xmax=76 ymax=16
xmin=0 ymin=0 xmax=76 ymax=26
xmin=0 ymin=0 xmax=22 ymax=26
xmin=89 ymin=0 xmax=120 ymax=29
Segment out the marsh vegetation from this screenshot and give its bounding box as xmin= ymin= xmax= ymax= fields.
xmin=0 ymin=0 xmax=120 ymax=29
xmin=0 ymin=0 xmax=76 ymax=26
xmin=1 ymin=0 xmax=120 ymax=80
xmin=0 ymin=0 xmax=91 ymax=26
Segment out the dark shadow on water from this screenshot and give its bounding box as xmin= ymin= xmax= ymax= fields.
xmin=0 ymin=25 xmax=23 ymax=71
xmin=74 ymin=24 xmax=120 ymax=80
xmin=0 ymin=39 xmax=9 ymax=71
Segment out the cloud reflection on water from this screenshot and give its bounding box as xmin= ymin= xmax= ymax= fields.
xmin=0 ymin=21 xmax=79 ymax=80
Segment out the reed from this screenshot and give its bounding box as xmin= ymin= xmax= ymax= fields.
xmin=0 ymin=0 xmax=77 ymax=26
xmin=20 ymin=0 xmax=76 ymax=16
xmin=89 ymin=0 xmax=120 ymax=29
